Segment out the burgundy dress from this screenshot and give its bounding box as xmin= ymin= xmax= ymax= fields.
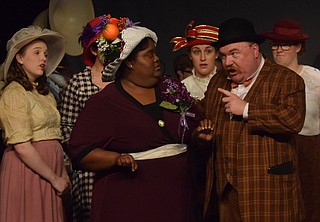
xmin=67 ymin=80 xmax=202 ymax=222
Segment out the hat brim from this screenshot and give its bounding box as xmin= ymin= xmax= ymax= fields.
xmin=104 ymin=26 xmax=158 ymax=81
xmin=218 ymin=34 xmax=265 ymax=48
xmin=82 ymin=34 xmax=100 ymax=66
xmin=262 ymin=32 xmax=309 ymax=42
xmin=3 ymin=32 xmax=65 ymax=82
xmin=49 ymin=0 xmax=94 ymax=56
xmin=185 ymin=39 xmax=218 ymax=48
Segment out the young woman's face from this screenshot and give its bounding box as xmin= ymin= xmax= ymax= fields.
xmin=271 ymin=42 xmax=301 ymax=68
xmin=189 ymin=44 xmax=217 ymax=77
xmin=16 ymin=39 xmax=48 ymax=82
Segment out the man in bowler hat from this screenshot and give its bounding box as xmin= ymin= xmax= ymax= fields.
xmin=195 ymin=17 xmax=306 ymax=222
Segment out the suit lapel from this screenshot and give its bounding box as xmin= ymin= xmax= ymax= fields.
xmin=244 ymin=59 xmax=272 ymax=103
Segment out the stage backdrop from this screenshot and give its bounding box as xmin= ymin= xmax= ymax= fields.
xmin=1 ymin=0 xmax=320 ymax=75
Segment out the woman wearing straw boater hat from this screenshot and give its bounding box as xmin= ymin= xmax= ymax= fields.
xmin=263 ymin=18 xmax=320 ymax=222
xmin=171 ymin=21 xmax=220 ymax=101
xmin=66 ymin=17 xmax=203 ymax=221
xmin=60 ymin=14 xmax=119 ymax=222
xmin=195 ymin=17 xmax=305 ymax=222
xmin=0 ymin=25 xmax=70 ymax=221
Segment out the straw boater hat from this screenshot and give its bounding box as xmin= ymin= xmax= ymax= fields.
xmin=262 ymin=19 xmax=309 ymax=43
xmin=170 ymin=21 xmax=219 ymax=51
xmin=217 ymin=17 xmax=265 ymax=48
xmin=49 ymin=0 xmax=94 ymax=56
xmin=3 ymin=25 xmax=65 ymax=82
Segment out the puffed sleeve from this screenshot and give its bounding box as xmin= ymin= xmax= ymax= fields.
xmin=0 ymin=86 xmax=33 ymax=144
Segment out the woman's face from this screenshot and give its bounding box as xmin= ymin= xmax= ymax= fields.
xmin=126 ymin=39 xmax=161 ymax=87
xmin=16 ymin=39 xmax=48 ymax=83
xmin=189 ymin=44 xmax=217 ymax=78
xmin=271 ymin=42 xmax=301 ymax=68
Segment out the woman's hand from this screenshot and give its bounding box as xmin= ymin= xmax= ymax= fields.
xmin=194 ymin=119 xmax=214 ymax=141
xmin=116 ymin=154 xmax=138 ymax=172
xmin=51 ymin=175 xmax=71 ymax=196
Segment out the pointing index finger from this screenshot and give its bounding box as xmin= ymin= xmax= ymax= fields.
xmin=218 ymin=88 xmax=232 ymax=96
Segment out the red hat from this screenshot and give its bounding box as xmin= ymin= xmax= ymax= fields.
xmin=79 ymin=15 xmax=108 ymax=66
xmin=79 ymin=14 xmax=133 ymax=66
xmin=170 ymin=21 xmax=219 ymax=51
xmin=262 ymin=19 xmax=309 ymax=43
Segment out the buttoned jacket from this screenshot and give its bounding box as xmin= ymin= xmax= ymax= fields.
xmin=201 ymin=58 xmax=305 ymax=222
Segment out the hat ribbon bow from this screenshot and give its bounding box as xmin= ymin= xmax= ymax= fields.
xmin=170 ymin=37 xmax=188 ymax=52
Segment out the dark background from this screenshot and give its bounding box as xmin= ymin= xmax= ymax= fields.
xmin=1 ymin=0 xmax=320 ymax=75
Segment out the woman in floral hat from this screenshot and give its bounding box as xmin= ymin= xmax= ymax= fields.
xmin=0 ymin=25 xmax=70 ymax=221
xmin=171 ymin=21 xmax=220 ymax=101
xmin=59 ymin=14 xmax=115 ymax=222
xmin=263 ymin=18 xmax=320 ymax=222
xmin=66 ymin=18 xmax=203 ymax=221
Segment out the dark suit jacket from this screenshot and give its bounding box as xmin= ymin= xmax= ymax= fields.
xmin=201 ymin=58 xmax=305 ymax=222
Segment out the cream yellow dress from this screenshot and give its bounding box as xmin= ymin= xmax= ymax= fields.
xmin=0 ymin=81 xmax=65 ymax=222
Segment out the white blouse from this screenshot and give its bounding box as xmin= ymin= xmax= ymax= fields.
xmin=182 ymin=67 xmax=217 ymax=100
xmin=299 ymin=65 xmax=320 ymax=136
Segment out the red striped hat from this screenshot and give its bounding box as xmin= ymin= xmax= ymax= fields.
xmin=171 ymin=21 xmax=219 ymax=51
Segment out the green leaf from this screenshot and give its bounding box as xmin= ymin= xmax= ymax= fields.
xmin=159 ymin=101 xmax=178 ymax=110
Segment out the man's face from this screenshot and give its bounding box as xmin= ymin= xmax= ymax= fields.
xmin=219 ymin=42 xmax=260 ymax=83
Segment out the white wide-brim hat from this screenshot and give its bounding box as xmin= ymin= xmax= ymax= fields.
xmin=32 ymin=9 xmax=49 ymax=29
xmin=103 ymin=26 xmax=158 ymax=80
xmin=3 ymin=25 xmax=65 ymax=82
xmin=49 ymin=0 xmax=95 ymax=56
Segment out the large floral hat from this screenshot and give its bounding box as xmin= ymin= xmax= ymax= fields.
xmin=102 ymin=26 xmax=158 ymax=81
xmin=3 ymin=25 xmax=65 ymax=82
xmin=79 ymin=14 xmax=138 ymax=67
xmin=170 ymin=21 xmax=219 ymax=52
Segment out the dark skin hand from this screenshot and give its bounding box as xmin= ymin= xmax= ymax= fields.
xmin=80 ymin=149 xmax=138 ymax=172
xmin=194 ymin=119 xmax=214 ymax=142
xmin=116 ymin=154 xmax=138 ymax=172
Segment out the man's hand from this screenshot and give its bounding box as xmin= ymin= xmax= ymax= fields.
xmin=218 ymin=88 xmax=247 ymax=115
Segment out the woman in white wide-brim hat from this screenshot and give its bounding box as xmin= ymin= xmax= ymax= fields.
xmin=0 ymin=25 xmax=70 ymax=222
xmin=66 ymin=14 xmax=203 ymax=221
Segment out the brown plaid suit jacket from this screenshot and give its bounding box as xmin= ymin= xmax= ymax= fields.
xmin=201 ymin=58 xmax=306 ymax=222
